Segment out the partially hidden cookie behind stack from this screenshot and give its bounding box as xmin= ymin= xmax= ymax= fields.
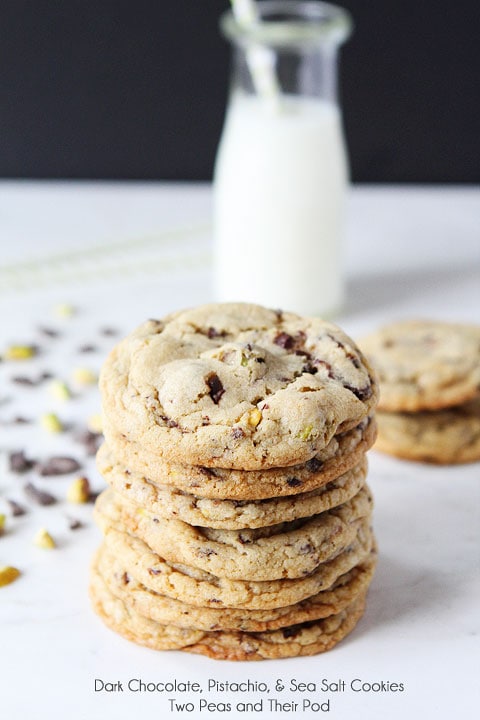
xmin=361 ymin=319 xmax=480 ymax=464
xmin=91 ymin=302 xmax=379 ymax=660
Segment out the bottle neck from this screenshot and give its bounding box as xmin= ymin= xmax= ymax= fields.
xmin=229 ymin=40 xmax=342 ymax=104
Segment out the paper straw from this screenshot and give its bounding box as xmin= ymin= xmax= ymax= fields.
xmin=230 ymin=0 xmax=281 ymax=102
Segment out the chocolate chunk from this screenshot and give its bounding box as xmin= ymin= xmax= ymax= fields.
xmin=78 ymin=344 xmax=98 ymax=353
xmin=274 ymin=332 xmax=294 ymax=349
xmin=198 ymin=466 xmax=217 ymax=477
xmin=197 ymin=548 xmax=217 ymax=557
xmin=36 ymin=456 xmax=82 ymax=476
xmin=24 ymin=482 xmax=56 ymax=506
xmin=160 ymin=415 xmax=179 ymax=428
xmin=100 ymin=327 xmax=119 ymax=337
xmin=287 ymin=477 xmax=303 ymax=488
xmin=282 ymin=626 xmax=301 ymax=639
xmin=122 ymin=572 xmax=131 ymax=585
xmin=344 ymin=383 xmax=373 ymax=402
xmin=206 ymin=373 xmax=225 ymax=404
xmin=232 ymin=427 xmax=245 ymax=439
xmin=315 ymin=359 xmax=335 ymax=378
xmin=9 ymin=450 xmax=35 ymax=473
xmin=206 ymin=327 xmax=227 ymax=339
xmin=148 ymin=567 xmax=162 ymax=576
xmin=299 ymin=543 xmax=315 ymax=555
xmin=6 ymin=499 xmax=27 ymax=516
xmin=238 ymin=533 xmax=252 ymax=545
xmin=306 ymin=457 xmax=323 ymax=473
xmin=302 ymin=362 xmax=318 ymax=375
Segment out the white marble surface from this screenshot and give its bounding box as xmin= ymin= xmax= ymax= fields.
xmin=0 ymin=182 xmax=479 ymax=719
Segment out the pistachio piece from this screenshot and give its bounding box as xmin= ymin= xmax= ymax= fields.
xmin=72 ymin=367 xmax=97 ymax=386
xmin=87 ymin=413 xmax=103 ymax=434
xmin=0 ymin=566 xmax=21 ymax=587
xmin=40 ymin=412 xmax=63 ymax=433
xmin=247 ymin=408 xmax=262 ymax=428
xmin=33 ymin=528 xmax=56 ymax=549
xmin=66 ymin=476 xmax=91 ymax=504
xmin=49 ymin=379 xmax=72 ymax=401
xmin=3 ymin=344 xmax=37 ymax=361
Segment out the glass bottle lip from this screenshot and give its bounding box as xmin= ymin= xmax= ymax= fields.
xmin=220 ymin=1 xmax=353 ymax=48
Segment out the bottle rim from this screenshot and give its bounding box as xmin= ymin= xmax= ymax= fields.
xmin=220 ymin=1 xmax=353 ymax=48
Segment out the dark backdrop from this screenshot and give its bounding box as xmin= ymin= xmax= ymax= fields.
xmin=0 ymin=0 xmax=478 ymax=182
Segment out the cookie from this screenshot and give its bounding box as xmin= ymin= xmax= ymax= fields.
xmin=98 ymin=443 xmax=368 ymax=528
xmin=94 ymin=486 xmax=373 ymax=581
xmin=375 ymin=398 xmax=480 ymax=464
xmin=100 ymin=303 xmax=378 ymax=469
xmin=102 ymin=522 xmax=374 ymax=609
xmin=90 ymin=568 xmax=367 ymax=660
xmin=94 ymin=543 xmax=376 ymax=632
xmin=101 ymin=415 xmax=376 ymax=500
xmin=360 ymin=319 xmax=480 ymax=412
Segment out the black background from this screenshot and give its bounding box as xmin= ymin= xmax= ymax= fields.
xmin=0 ymin=0 xmax=478 ymax=182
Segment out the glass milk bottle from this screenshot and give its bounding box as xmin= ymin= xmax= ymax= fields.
xmin=213 ymin=1 xmax=352 ymax=317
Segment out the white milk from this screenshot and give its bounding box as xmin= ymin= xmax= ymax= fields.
xmin=212 ymin=93 xmax=348 ymax=317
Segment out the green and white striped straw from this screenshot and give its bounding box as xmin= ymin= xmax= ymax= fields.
xmin=230 ymin=0 xmax=281 ymax=103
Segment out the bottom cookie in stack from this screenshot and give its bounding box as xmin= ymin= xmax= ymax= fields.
xmin=90 ymin=554 xmax=371 ymax=661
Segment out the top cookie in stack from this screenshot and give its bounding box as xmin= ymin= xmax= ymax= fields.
xmin=91 ymin=303 xmax=379 ymax=660
xmin=99 ymin=303 xmax=378 ymax=469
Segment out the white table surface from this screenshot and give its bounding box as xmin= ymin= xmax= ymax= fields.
xmin=0 ymin=182 xmax=479 ymax=720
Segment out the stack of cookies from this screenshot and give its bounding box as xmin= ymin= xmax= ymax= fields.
xmin=90 ymin=303 xmax=379 ymax=660
xmin=361 ymin=319 xmax=480 ymax=464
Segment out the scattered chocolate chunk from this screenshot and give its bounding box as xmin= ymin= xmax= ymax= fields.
xmin=232 ymin=427 xmax=245 ymax=439
xmin=208 ymin=598 xmax=222 ymax=604
xmin=274 ymin=332 xmax=294 ymax=349
xmin=74 ymin=429 xmax=103 ymax=456
xmin=121 ymin=572 xmax=131 ymax=584
xmin=67 ymin=516 xmax=84 ymax=530
xmin=36 ymin=456 xmax=82 ymax=476
xmin=238 ymin=533 xmax=252 ymax=545
xmin=287 ymin=477 xmax=303 ymax=488
xmin=6 ymin=499 xmax=27 ymax=516
xmin=100 ymin=327 xmax=119 ymax=337
xmin=78 ymin=344 xmax=98 ymax=353
xmin=148 ymin=567 xmax=162 ymax=576
xmin=206 ymin=373 xmax=225 ymax=404
xmin=11 ymin=371 xmax=52 ymax=387
xmin=37 ymin=326 xmax=60 ymax=338
xmin=9 ymin=450 xmax=36 ymax=473
xmin=24 ymin=482 xmax=56 ymax=506
xmin=13 ymin=416 xmax=32 ymax=425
